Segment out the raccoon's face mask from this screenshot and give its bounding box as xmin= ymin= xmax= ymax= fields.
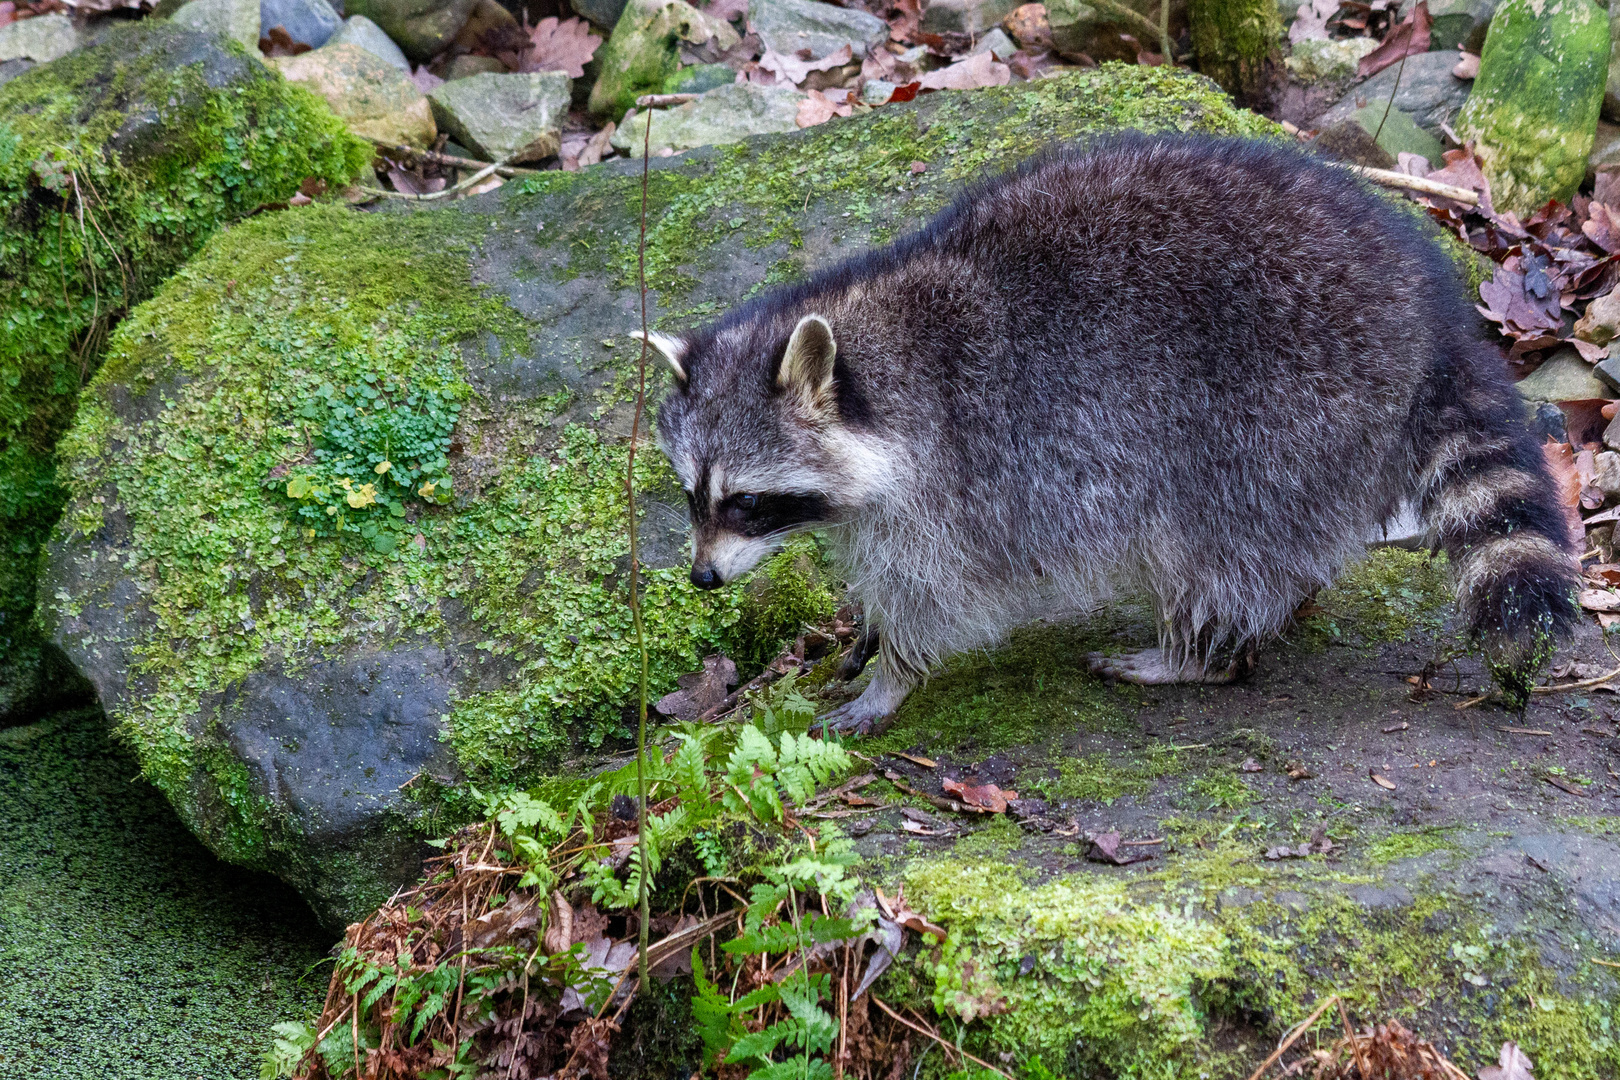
xmin=645 ymin=315 xmax=847 ymax=589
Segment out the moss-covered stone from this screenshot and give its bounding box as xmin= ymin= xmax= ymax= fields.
xmin=41 ymin=66 xmax=1276 ymax=927
xmin=587 ymin=0 xmax=739 ymax=120
xmin=1455 ymin=0 xmax=1609 ymax=215
xmin=1189 ymin=0 xmax=1282 ymax=99
xmin=0 ymin=22 xmax=368 ymax=722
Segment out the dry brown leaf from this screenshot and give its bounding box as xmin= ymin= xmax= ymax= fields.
xmin=1359 ymin=0 xmax=1430 ymax=77
xmin=940 ymin=776 xmax=1018 ymax=812
xmin=762 ymin=41 xmax=852 ymax=86
xmin=1290 ymin=0 xmax=1337 ymax=43
xmin=918 ymin=49 xmax=1010 ymax=90
xmin=259 ymin=25 xmax=313 ymax=56
xmin=893 ymin=752 xmax=936 ymax=768
xmin=1479 ymin=1041 xmax=1536 ymax=1080
xmin=654 ymin=653 xmax=736 ymax=721
xmin=795 ymin=87 xmax=855 ymax=128
xmin=523 ymin=16 xmax=602 ymax=78
xmin=1369 ymin=771 xmax=1397 ymax=790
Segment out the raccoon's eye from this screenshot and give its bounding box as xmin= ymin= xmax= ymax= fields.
xmin=737 ymin=493 xmax=759 ymax=511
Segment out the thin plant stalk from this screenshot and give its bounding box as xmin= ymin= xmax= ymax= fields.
xmin=628 ymin=103 xmax=656 ymax=990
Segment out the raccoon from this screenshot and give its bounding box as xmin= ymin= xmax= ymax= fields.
xmin=647 ymin=133 xmax=1579 ymax=734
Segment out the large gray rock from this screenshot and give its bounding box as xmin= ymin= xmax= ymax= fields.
xmin=611 ymin=82 xmax=802 ymax=155
xmin=261 ymin=0 xmax=341 ymax=45
xmin=1283 ymin=36 xmax=1377 ymax=83
xmin=0 ymin=13 xmax=77 ymax=63
xmin=428 ymin=70 xmax=572 ymax=161
xmin=172 ymin=0 xmax=262 ymax=53
xmin=1314 ymin=49 xmax=1472 ymax=135
xmin=39 ymin=66 xmax=1273 ymax=928
xmin=328 ymin=13 xmax=410 ymax=70
xmin=749 ymin=0 xmax=889 ymax=60
xmin=344 ymin=0 xmax=480 ymax=60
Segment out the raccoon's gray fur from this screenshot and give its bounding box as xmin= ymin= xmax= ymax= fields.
xmin=649 ymin=133 xmax=1579 ymax=733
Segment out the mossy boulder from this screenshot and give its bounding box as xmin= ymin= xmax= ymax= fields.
xmin=40 ymin=65 xmax=1275 ymax=927
xmin=1189 ymin=0 xmax=1283 ymax=99
xmin=0 ymin=22 xmax=368 ymax=725
xmin=1455 ymin=0 xmax=1609 ymax=216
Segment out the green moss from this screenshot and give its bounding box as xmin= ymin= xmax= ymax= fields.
xmin=1032 ymin=743 xmax=1190 ymax=804
xmin=1186 ymin=770 xmax=1258 ymax=810
xmin=869 ymin=622 xmax=1143 ymax=758
xmin=0 ymin=22 xmax=366 ymax=669
xmin=0 ymin=708 xmax=328 ymax=1077
xmin=1298 ymin=548 xmax=1453 ymax=648
xmin=903 ymin=857 xmax=1232 ymax=1077
xmin=530 ymin=63 xmax=1279 ymax=311
xmin=1364 ymin=827 xmax=1460 ymax=865
xmin=1188 ymin=0 xmax=1282 ymax=97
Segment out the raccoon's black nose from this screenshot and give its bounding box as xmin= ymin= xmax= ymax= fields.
xmin=691 ymin=564 xmax=722 ymax=590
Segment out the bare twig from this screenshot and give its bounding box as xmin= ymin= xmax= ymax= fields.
xmin=869 ymin=996 xmax=1015 ymax=1080
xmin=630 ymin=103 xmax=656 ymax=992
xmin=1341 ymin=164 xmax=1481 ymax=206
xmin=359 ymin=157 xmax=512 ymax=201
xmin=367 ymin=138 xmax=542 ymax=177
xmin=1532 ymin=664 xmax=1620 ymax=693
xmin=1086 ymin=0 xmax=1166 ymax=46
xmin=635 ymin=92 xmax=699 ymax=108
xmin=1245 ymin=995 xmax=1340 ymax=1080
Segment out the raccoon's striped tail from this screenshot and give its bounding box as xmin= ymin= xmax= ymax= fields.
xmin=1413 ymin=356 xmax=1581 ymax=708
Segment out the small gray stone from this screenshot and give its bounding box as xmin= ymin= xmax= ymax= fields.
xmin=611 ymin=82 xmax=801 ymax=155
xmin=1596 ymin=452 xmax=1620 ymax=498
xmin=261 ymin=0 xmax=341 ymax=46
xmin=749 ymin=0 xmax=888 ymax=60
xmin=172 ymin=0 xmax=262 ymax=53
xmin=1595 ymin=354 xmax=1620 ymax=394
xmin=0 ymin=13 xmax=78 ymax=63
xmin=1314 ymin=50 xmax=1472 ymax=135
xmin=428 ymin=71 xmax=572 ymax=162
xmin=1284 ymin=37 xmax=1377 ymax=83
xmin=971 ymin=26 xmax=1017 ymax=59
xmin=860 ymin=77 xmax=896 ymax=104
xmin=344 ymin=0 xmax=480 ymax=60
xmin=571 ymin=0 xmax=628 ymax=29
xmin=921 ymin=0 xmax=1021 ymax=35
xmin=443 ymin=53 xmax=505 ymax=79
xmin=1517 ymin=347 xmax=1610 ymax=404
xmin=664 ymin=61 xmax=736 ymax=94
xmin=328 ymin=13 xmax=409 ymax=69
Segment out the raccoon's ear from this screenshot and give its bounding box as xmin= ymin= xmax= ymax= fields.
xmin=630 ymin=331 xmax=689 ymax=383
xmin=777 ymin=314 xmax=837 ymax=411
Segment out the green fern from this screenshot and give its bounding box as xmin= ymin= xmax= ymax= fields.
xmin=259 ymin=1021 xmax=316 ymax=1079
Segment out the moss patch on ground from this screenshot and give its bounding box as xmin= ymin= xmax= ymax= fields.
xmin=0 ymin=706 xmax=328 ymax=1077
xmin=0 ymin=21 xmax=365 ymax=684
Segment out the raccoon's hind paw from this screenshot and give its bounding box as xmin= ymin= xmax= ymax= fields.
xmin=814 ymin=675 xmax=911 ymax=737
xmin=1086 ymin=649 xmax=1239 ymax=686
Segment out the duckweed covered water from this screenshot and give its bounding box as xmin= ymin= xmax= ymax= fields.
xmin=0 ymin=707 xmax=330 ymax=1078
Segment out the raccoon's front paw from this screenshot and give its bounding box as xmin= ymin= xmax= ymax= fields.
xmin=814 ymin=697 xmax=892 ymax=737
xmin=1086 ymin=649 xmax=1238 ymax=686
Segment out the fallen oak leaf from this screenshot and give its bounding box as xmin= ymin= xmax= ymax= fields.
xmin=1359 ymin=0 xmax=1431 ymax=77
xmin=762 ymin=41 xmax=852 ymax=86
xmin=522 ymin=15 xmax=601 ymax=78
xmin=1369 ymin=770 xmax=1397 ymax=790
xmin=918 ymin=49 xmax=1010 ymax=90
xmin=1479 ymin=1042 xmax=1536 ymax=1080
xmin=940 ymin=776 xmax=1018 ymax=812
xmin=1289 ymin=0 xmax=1336 ymax=43
xmin=653 ymin=653 xmax=737 ymax=721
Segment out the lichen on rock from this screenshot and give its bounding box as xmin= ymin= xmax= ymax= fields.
xmin=0 ymin=21 xmax=367 ymax=724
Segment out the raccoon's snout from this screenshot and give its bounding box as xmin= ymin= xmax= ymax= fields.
xmin=690 ymin=564 xmax=723 ymax=590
